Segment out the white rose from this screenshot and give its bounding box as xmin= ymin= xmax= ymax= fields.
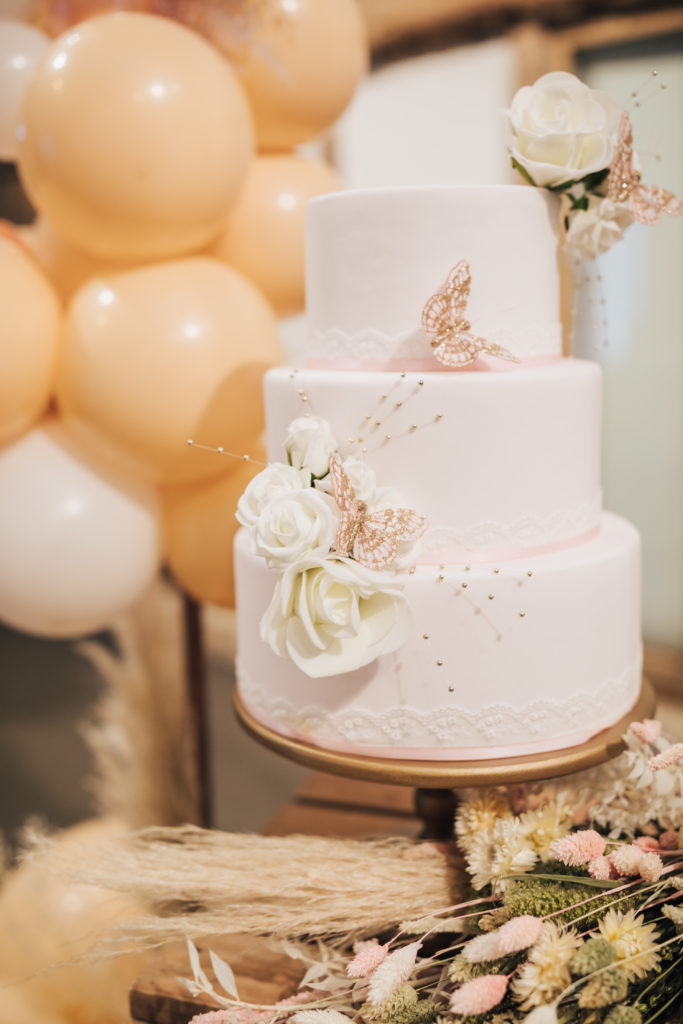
xmin=506 ymin=71 xmax=620 ymax=187
xmin=564 ymin=195 xmax=634 ymax=261
xmin=285 ymin=416 xmax=338 ymax=477
xmin=260 ymin=555 xmax=411 ymax=678
xmin=316 ymin=455 xmax=378 ymax=505
xmin=251 ymin=489 xmax=338 ymax=569
xmin=236 ymin=462 xmax=310 ymax=528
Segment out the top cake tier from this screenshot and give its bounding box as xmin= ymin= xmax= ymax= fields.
xmin=305 ymin=185 xmax=561 ymax=369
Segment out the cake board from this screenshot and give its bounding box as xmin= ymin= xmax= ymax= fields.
xmin=234 ymin=679 xmax=655 ymax=839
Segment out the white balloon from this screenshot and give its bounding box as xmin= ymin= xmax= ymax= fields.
xmin=0 ymin=20 xmax=49 ymax=160
xmin=0 ymin=420 xmax=162 ymax=638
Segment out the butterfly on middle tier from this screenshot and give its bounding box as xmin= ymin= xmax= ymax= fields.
xmin=606 ymin=110 xmax=683 ymax=225
xmin=328 ymin=457 xmax=428 ymax=571
xmin=421 ymin=260 xmax=519 ymax=368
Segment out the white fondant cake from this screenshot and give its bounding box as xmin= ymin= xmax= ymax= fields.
xmin=233 ymin=185 xmax=642 ymax=760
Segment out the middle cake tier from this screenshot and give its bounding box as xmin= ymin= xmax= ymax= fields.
xmin=266 ymin=360 xmax=602 ymax=560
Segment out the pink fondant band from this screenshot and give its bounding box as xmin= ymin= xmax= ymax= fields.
xmin=416 ymin=524 xmax=601 ymax=566
xmin=238 ymin=688 xmax=641 ymax=763
xmin=306 ymin=354 xmax=562 ymax=373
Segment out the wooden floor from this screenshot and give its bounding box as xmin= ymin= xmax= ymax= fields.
xmin=129 ymin=773 xmax=422 ymax=1023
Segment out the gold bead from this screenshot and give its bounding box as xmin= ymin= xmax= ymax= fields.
xmin=488 ymin=594 xmax=494 ymax=600
xmin=527 ymin=570 xmax=533 ymax=577
xmin=464 ymin=565 xmax=471 ymax=572
xmin=385 ymin=433 xmax=392 ymax=440
xmin=493 ymin=567 xmax=499 ymax=574
xmin=300 ymin=395 xmax=308 ymax=402
xmin=395 ymin=401 xmax=403 ymax=408
xmin=418 ymin=379 xmax=424 ymax=386
xmin=217 ymin=446 xmax=224 ymax=454
xmin=375 ymin=420 xmax=381 ymax=427
xmin=422 ymin=633 xmax=429 ymax=640
xmin=439 ymin=563 xmax=445 ymax=570
xmin=461 ymin=582 xmax=468 ymax=589
xmin=361 ymin=447 xmax=367 ymax=454
xmin=435 ymin=412 xmax=444 ymax=420
xmin=519 ymin=611 xmax=526 ymax=618
xmin=187 ymin=439 xmax=194 ymax=446
xmin=409 ymin=566 xmax=416 ymax=575
xmin=448 ymin=685 xmax=455 ymax=693
xmin=381 ymin=393 xmax=387 ymax=400
xmin=410 ymin=424 xmax=418 ymax=431
xmin=436 ymin=659 xmax=443 ymax=667
xmin=438 ymin=573 xmax=444 ymax=581
xmin=365 ymin=414 xmax=372 ymax=420
xmin=400 ymin=371 xmax=407 ymax=379
xmin=347 ymin=438 xmax=355 ymax=444
xmin=243 ymin=454 xmax=250 ymax=461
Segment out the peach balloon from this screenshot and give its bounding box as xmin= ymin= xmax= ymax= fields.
xmin=0 ymin=231 xmax=62 ymax=445
xmin=0 ymin=20 xmax=49 ymax=159
xmin=211 ymin=0 xmax=368 ymax=151
xmin=17 ymin=12 xmax=253 ymax=260
xmin=163 ymin=452 xmax=264 ymax=608
xmin=209 ymin=154 xmax=341 ymax=317
xmin=57 ymin=258 xmax=281 ymax=485
xmin=19 ymin=216 xmax=141 ymax=303
xmin=0 ymin=420 xmax=161 ymax=638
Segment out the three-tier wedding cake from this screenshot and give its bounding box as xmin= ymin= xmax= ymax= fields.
xmin=233 ymin=184 xmax=642 ymax=760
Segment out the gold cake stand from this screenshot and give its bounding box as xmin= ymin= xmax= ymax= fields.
xmin=234 ymin=680 xmax=655 ymax=838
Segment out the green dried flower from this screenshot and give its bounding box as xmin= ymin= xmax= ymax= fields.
xmin=603 ymin=1007 xmax=642 ymax=1024
xmin=570 ymin=936 xmax=617 ymax=976
xmin=503 ymin=877 xmax=639 ymax=927
xmin=578 ymin=966 xmax=628 ymax=1007
xmin=361 ymin=984 xmax=436 ymax=1024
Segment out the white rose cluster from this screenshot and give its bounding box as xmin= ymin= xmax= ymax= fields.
xmin=564 ymin=195 xmax=634 ymax=262
xmin=506 ymin=71 xmax=620 ymax=189
xmin=235 ymin=415 xmax=421 ymax=678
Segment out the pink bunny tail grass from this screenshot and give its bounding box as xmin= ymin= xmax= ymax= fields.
xmin=495 ymin=915 xmax=543 ymax=954
xmin=659 ymin=830 xmax=679 ymax=850
xmin=462 ymin=932 xmax=501 ymax=963
xmin=634 ymin=836 xmax=660 ymax=852
xmin=638 ymin=851 xmax=664 ymax=882
xmin=550 ymin=829 xmax=606 ymax=866
xmin=649 ymin=743 xmax=683 ymax=771
xmin=367 ymin=942 xmax=422 ymax=1005
xmin=450 ymin=974 xmax=508 ymax=1015
xmin=347 ymin=941 xmax=389 ymax=978
xmin=629 ymin=718 xmax=662 ymax=744
xmin=587 ymin=856 xmax=614 ymax=880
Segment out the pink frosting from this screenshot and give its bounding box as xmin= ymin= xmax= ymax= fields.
xmin=306 ymin=354 xmax=562 ymax=373
xmin=416 ymin=524 xmax=601 ymax=566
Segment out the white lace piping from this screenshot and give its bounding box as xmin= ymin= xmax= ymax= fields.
xmin=421 ymin=492 xmax=602 ymax=554
xmin=309 ymin=323 xmax=562 ymax=363
xmin=238 ymin=656 xmax=641 ymax=747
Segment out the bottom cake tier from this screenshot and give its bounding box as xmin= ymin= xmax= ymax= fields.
xmin=234 ymin=512 xmax=642 ymax=760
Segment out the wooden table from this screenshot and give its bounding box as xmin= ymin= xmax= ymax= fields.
xmin=129 ymin=773 xmax=419 ymax=1023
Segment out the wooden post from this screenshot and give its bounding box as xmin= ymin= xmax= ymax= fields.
xmin=183 ymin=593 xmax=212 ymax=829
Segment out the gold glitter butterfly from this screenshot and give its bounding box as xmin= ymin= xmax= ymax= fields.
xmin=329 ymin=457 xmax=427 ymax=571
xmin=607 ymin=111 xmax=683 ymax=225
xmin=421 ymin=260 xmax=519 ymax=368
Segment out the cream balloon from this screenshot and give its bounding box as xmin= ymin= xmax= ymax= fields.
xmin=0 ymin=230 xmax=62 ymax=446
xmin=57 ymin=258 xmax=282 ymax=485
xmin=209 ymin=154 xmax=342 ymax=316
xmin=0 ymin=20 xmax=49 ymax=159
xmin=0 ymin=817 xmax=147 ymax=1024
xmin=17 ymin=12 xmax=254 ymax=260
xmin=207 ymin=0 xmax=368 ymax=150
xmin=18 ymin=216 xmax=140 ymax=303
xmin=163 ymin=452 xmax=264 ymax=608
xmin=0 ymin=420 xmax=161 ymax=638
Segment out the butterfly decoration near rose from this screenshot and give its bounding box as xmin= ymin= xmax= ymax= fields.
xmin=607 ymin=110 xmax=683 ymax=224
xmin=328 ymin=455 xmax=427 ymax=570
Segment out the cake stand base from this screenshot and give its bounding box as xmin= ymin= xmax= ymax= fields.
xmin=234 ymin=679 xmax=655 ymax=839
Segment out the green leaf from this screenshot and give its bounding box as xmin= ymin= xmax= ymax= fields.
xmin=570 ymin=194 xmax=590 ymax=212
xmin=510 ymin=156 xmax=538 ymax=188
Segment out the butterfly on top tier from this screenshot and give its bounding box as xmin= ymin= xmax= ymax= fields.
xmin=421 ymin=260 xmax=519 ymax=368
xmin=607 ymin=111 xmax=683 ymax=225
xmin=329 ymin=457 xmax=427 ymax=571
